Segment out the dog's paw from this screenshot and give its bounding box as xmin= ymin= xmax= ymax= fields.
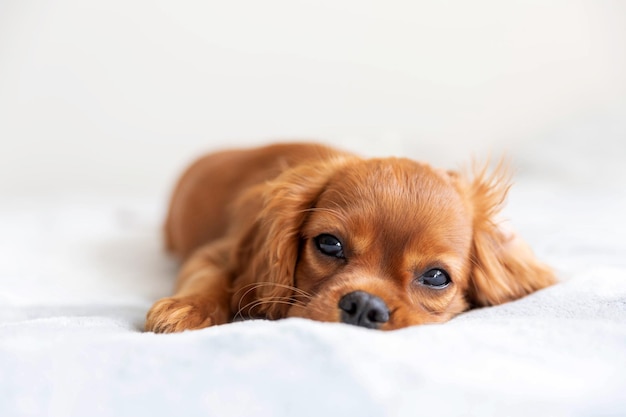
xmin=145 ymin=297 xmax=224 ymax=333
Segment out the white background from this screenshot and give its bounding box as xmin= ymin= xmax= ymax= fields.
xmin=1 ymin=0 xmax=625 ymax=201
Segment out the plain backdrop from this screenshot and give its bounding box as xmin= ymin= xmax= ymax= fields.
xmin=1 ymin=0 xmax=625 ymax=202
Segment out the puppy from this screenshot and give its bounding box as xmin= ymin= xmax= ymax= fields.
xmin=145 ymin=143 xmax=555 ymax=332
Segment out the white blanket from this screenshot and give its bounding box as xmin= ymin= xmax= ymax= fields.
xmin=1 ymin=181 xmax=625 ymax=417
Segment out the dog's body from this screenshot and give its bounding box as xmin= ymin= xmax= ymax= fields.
xmin=146 ymin=143 xmax=555 ymax=332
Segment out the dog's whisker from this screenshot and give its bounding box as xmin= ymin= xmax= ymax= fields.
xmin=246 ymin=299 xmax=306 ymax=319
xmin=234 ymin=282 xmax=314 ymax=321
xmin=234 ymin=282 xmax=313 ymax=299
xmin=235 ymin=285 xmax=264 ymax=322
xmin=237 ymin=296 xmax=308 ymax=320
xmin=243 ymin=296 xmax=308 ymax=314
xmin=235 ymin=295 xmax=306 ymax=321
xmin=235 ymin=284 xmax=296 ymax=319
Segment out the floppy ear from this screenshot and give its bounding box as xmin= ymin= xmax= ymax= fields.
xmin=232 ymin=156 xmax=352 ymax=319
xmin=454 ymin=162 xmax=556 ymax=307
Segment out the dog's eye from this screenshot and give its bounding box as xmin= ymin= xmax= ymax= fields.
xmin=314 ymin=234 xmax=345 ymax=259
xmin=419 ymin=269 xmax=450 ymax=288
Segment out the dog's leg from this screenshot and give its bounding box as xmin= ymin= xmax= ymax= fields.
xmin=145 ymin=241 xmax=233 ymax=333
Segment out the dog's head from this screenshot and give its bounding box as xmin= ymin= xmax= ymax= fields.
xmin=233 ymin=156 xmax=554 ymax=329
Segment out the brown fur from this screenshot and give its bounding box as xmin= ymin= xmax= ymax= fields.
xmin=145 ymin=143 xmax=555 ymax=332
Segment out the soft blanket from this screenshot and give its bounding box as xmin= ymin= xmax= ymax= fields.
xmin=1 ymin=182 xmax=625 ymax=417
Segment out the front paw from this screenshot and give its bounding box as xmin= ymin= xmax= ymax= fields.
xmin=145 ymin=297 xmax=223 ymax=333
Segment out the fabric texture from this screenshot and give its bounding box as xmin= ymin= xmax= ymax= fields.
xmin=1 ymin=181 xmax=625 ymax=417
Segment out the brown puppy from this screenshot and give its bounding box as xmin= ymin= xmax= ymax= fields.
xmin=145 ymin=143 xmax=555 ymax=332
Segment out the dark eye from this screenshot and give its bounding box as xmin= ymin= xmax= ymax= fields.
xmin=314 ymin=234 xmax=345 ymax=259
xmin=419 ymin=269 xmax=451 ymax=288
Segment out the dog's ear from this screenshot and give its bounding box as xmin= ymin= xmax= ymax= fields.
xmin=451 ymin=162 xmax=556 ymax=307
xmin=232 ymin=156 xmax=353 ymax=319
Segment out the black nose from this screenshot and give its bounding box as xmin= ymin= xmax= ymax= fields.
xmin=338 ymin=291 xmax=390 ymax=329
